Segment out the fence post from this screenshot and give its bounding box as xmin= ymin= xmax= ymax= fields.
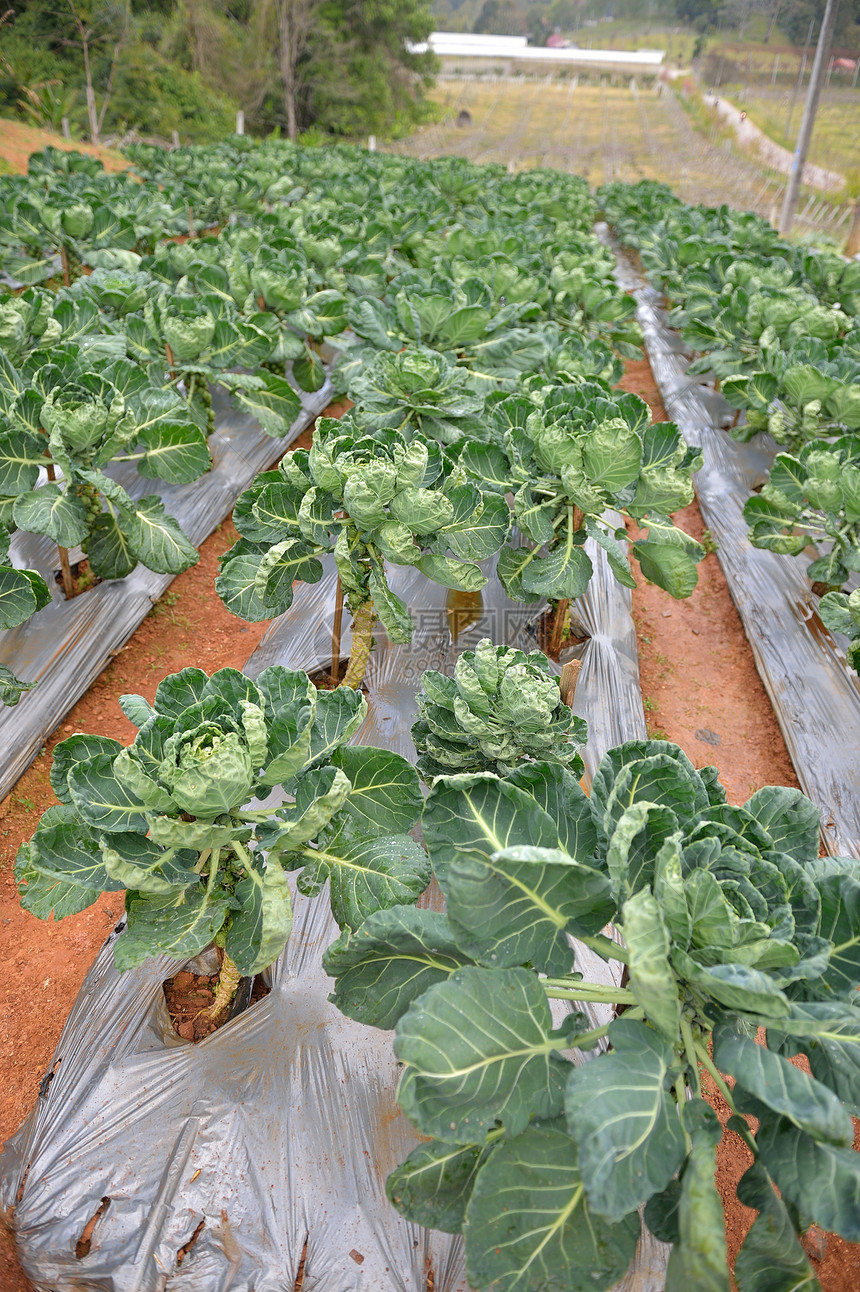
xmin=172 ymin=130 xmax=180 ymax=149
xmin=367 ymin=135 xmax=377 ymax=151
xmin=235 ymin=109 xmax=244 ymax=135
xmin=61 ymin=117 xmax=71 ymax=140
xmin=771 ymin=54 xmax=779 ymax=85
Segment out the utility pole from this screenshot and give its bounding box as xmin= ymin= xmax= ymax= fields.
xmin=779 ymin=0 xmax=839 ymax=236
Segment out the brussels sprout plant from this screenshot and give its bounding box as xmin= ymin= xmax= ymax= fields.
xmin=0 ymin=348 xmax=205 ymax=599
xmin=460 ymin=381 xmax=706 ymax=608
xmin=412 ymin=638 xmax=587 ymax=782
xmin=216 ymin=414 xmax=510 ymax=688
xmin=328 ymin=737 xmax=860 ymax=1292
xmin=819 ymin=588 xmax=860 ymax=673
xmin=16 ymin=665 xmax=427 ymax=1018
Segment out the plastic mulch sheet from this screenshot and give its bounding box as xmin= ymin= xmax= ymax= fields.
xmin=0 ymin=380 xmax=332 ymax=804
xmin=602 ymin=227 xmax=860 ymax=858
xmin=1 ymin=537 xmax=671 ymax=1291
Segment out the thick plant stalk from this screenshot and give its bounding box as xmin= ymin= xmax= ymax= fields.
xmin=342 ymin=599 xmax=374 ymax=689
xmin=200 ymin=952 xmax=242 ymax=1020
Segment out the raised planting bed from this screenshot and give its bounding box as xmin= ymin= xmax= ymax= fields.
xmin=604 ymin=229 xmax=860 ymax=858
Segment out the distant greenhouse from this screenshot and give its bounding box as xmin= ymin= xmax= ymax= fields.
xmin=410 ymin=31 xmax=665 ymax=68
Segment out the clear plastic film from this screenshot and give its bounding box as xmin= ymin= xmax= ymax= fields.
xmin=601 ymin=225 xmax=860 ymax=858
xmin=1 ymin=521 xmax=669 ymax=1290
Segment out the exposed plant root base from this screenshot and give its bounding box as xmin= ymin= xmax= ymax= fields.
xmin=618 ymin=356 xmax=860 ymax=1289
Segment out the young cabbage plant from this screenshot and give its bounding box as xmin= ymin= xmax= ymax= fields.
xmin=0 ymin=191 xmax=136 ymax=286
xmin=412 ymin=638 xmax=587 ymax=782
xmin=16 ymin=665 xmax=427 ymax=1018
xmin=460 ymin=381 xmax=705 ymax=609
xmin=744 ymin=438 xmax=860 ymax=590
xmin=327 ymin=736 xmax=860 ymax=1292
xmin=125 ymin=294 xmax=301 ymax=438
xmin=340 ymin=348 xmax=487 ymax=445
xmin=0 ymin=526 xmax=49 ymax=704
xmin=0 ymin=349 xmax=205 ymax=598
xmin=216 ymin=415 xmax=509 ymax=688
xmin=819 ymin=588 xmax=860 ymax=674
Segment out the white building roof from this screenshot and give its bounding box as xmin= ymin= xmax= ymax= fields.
xmin=411 ymin=32 xmax=665 ymax=67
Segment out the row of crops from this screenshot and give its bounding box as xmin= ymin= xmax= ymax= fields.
xmin=600 ymin=179 xmax=860 ymax=663
xmin=2 ymin=140 xmax=860 ymax=1292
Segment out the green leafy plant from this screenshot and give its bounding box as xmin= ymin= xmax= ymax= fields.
xmin=743 ymin=439 xmax=860 ymax=590
xmin=125 ymin=293 xmax=300 ymax=438
xmin=328 ymin=734 xmax=860 ymax=1291
xmin=16 ymin=664 xmax=427 ymax=1017
xmin=0 ymin=190 xmax=136 ymax=285
xmin=216 ymin=414 xmax=509 ymax=688
xmin=343 ymin=348 xmax=486 ymax=444
xmin=460 ymin=381 xmax=705 ymax=608
xmin=412 ymin=638 xmax=587 ymax=782
xmin=819 ymin=588 xmax=860 ymax=672
xmin=0 ymin=349 xmax=205 ymax=598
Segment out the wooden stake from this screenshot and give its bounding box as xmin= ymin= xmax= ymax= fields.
xmin=331 ymin=577 xmax=344 ymax=687
xmin=548 ymin=599 xmax=569 ymax=659
xmin=60 ymin=244 xmax=70 ymax=287
xmin=188 ymin=205 xmax=194 ymax=239
xmin=559 ymin=658 xmax=582 ymax=708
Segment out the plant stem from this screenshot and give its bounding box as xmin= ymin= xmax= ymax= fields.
xmin=188 ymin=205 xmax=194 ymax=239
xmin=343 ymin=598 xmax=374 ymax=689
xmin=694 ymin=1039 xmax=736 ymax=1112
xmin=569 ymin=1005 xmax=644 ymax=1053
xmin=576 ymin=933 xmax=629 ymax=964
xmin=331 ymin=576 xmax=344 ymax=687
xmin=543 ymin=984 xmax=636 ymax=1005
xmin=200 ymin=951 xmax=242 ymax=1021
xmin=680 ymin=1017 xmax=702 ymax=1097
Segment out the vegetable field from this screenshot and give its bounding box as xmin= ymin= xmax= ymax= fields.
xmin=0 ymin=126 xmax=859 ymax=1292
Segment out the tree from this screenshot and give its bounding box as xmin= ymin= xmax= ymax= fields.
xmin=274 ymin=0 xmax=319 ymax=140
xmin=67 ymin=0 xmax=130 ymax=141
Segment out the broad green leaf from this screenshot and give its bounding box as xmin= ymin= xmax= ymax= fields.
xmin=136 ymin=422 xmax=210 ymax=484
xmin=815 ymin=873 xmax=860 ymax=998
xmin=16 ymin=841 xmax=101 ymax=919
xmin=505 ymin=762 xmax=598 ymax=861
xmin=13 ymin=483 xmax=89 ymax=548
xmin=396 ymin=966 xmax=569 ymax=1142
xmin=520 ymin=540 xmax=593 ymax=600
xmin=586 ymin=520 xmax=637 ymax=589
xmin=153 ymin=666 xmax=209 ymax=717
xmin=116 ymin=886 xmax=231 ymax=970
xmin=623 ymin=889 xmax=681 ymax=1040
xmin=215 ymin=552 xmax=271 ymax=621
xmin=0 ymin=566 xmax=44 ymax=629
xmin=733 ymin=1164 xmax=821 ymax=1292
xmin=49 ymin=734 xmax=122 ymax=803
xmin=606 ymin=801 xmax=680 ymax=901
xmin=672 ymin=949 xmax=790 ymax=1016
xmin=388 ymin=1138 xmax=487 ymax=1234
xmin=582 ymin=420 xmax=642 ymax=491
xmin=28 ymin=816 xmax=120 ymax=890
xmin=464 ymin=1122 xmax=640 ymax=1292
xmin=633 ymin=537 xmax=699 ymax=598
xmin=415 ymin=554 xmax=486 ymax=592
xmin=330 ymin=745 xmax=422 ymax=835
xmin=67 ymin=754 xmax=149 ymax=834
xmin=423 ymin=773 xmax=561 ymax=889
xmin=714 ymin=1021 xmax=853 ymax=1147
xmin=128 ymin=496 xmax=198 ymax=575
xmin=756 ymin=1114 xmax=860 ymax=1241
xmin=300 ymin=829 xmax=430 ymax=931
xmin=770 ymin=1002 xmax=860 ymax=1113
xmin=446 ymin=844 xmax=612 ymax=975
xmin=368 ymin=571 xmax=413 ymax=645
xmin=565 ymin=1017 xmax=685 ymax=1221
xmin=665 ymin=1116 xmax=729 ymax=1292
xmin=225 ymin=857 xmax=293 ymax=975
xmin=744 ymin=786 xmax=820 ymax=866
xmin=86 ymin=512 xmax=137 ymax=580
xmin=0 ymin=430 xmax=44 ymax=494
xmin=323 ymin=905 xmax=472 ymax=1029
xmin=101 ymin=831 xmax=197 ymax=894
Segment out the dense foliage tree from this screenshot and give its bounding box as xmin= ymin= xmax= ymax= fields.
xmin=0 ymin=0 xmax=436 ymax=143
